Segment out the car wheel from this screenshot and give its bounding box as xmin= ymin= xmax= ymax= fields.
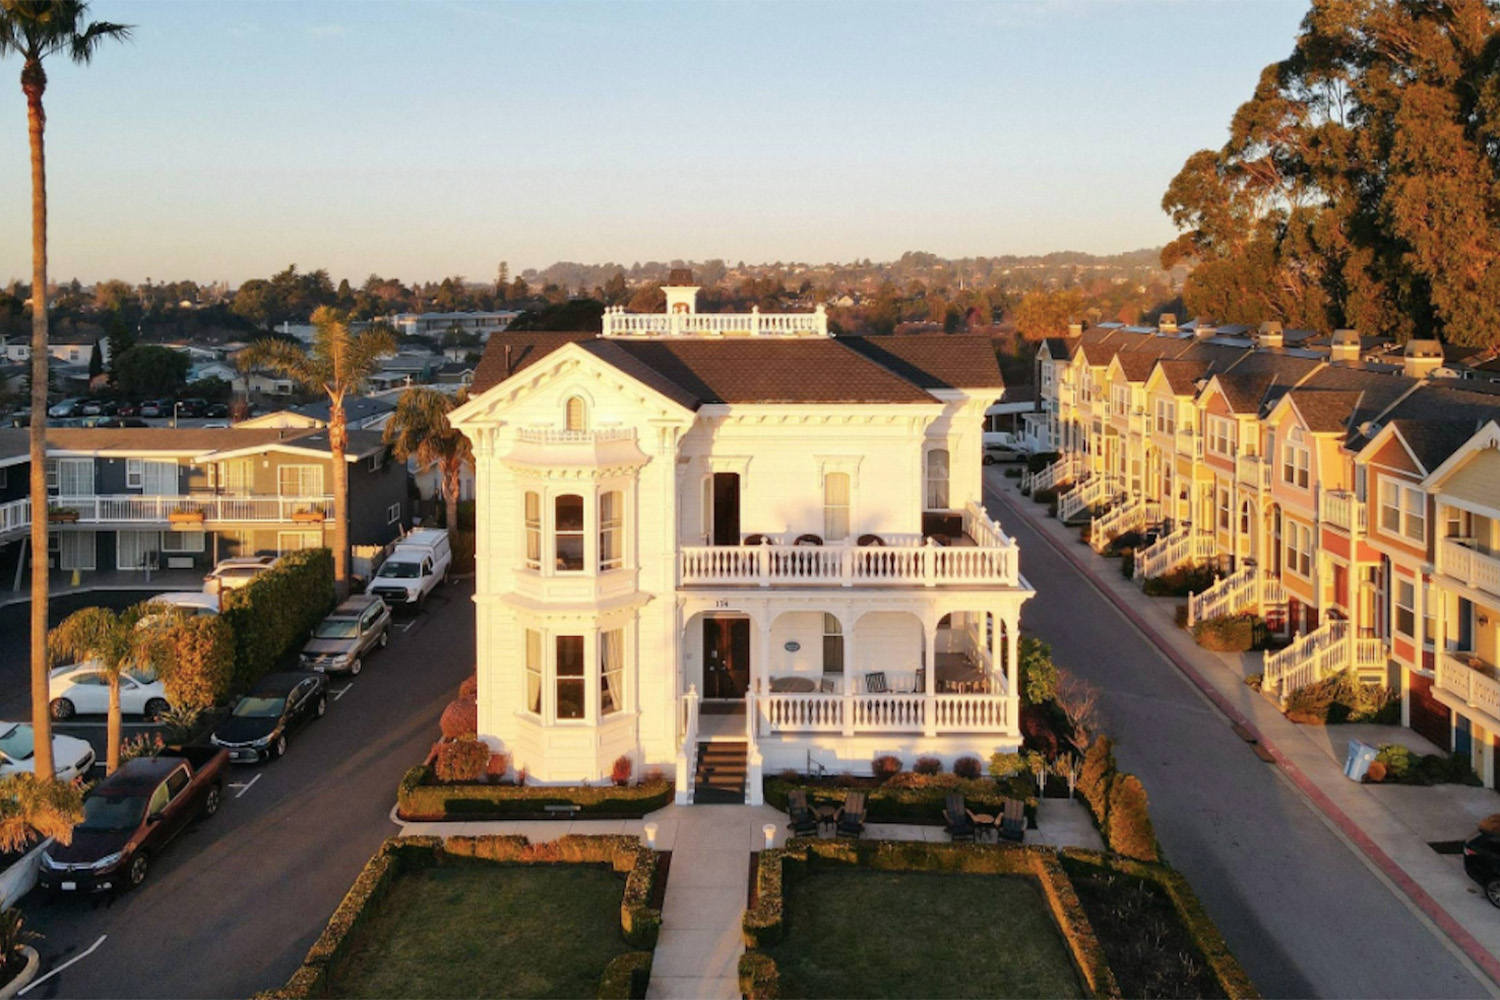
xmin=379 ymin=629 xmax=389 ymax=648
xmin=315 ymin=696 xmax=327 ymax=718
xmin=349 ymin=658 xmax=362 ymax=677
xmin=127 ymin=852 xmax=149 ymax=889
xmin=272 ymin=734 xmax=287 ymax=759
xmin=50 ymin=698 xmax=75 ymax=721
xmin=203 ymin=784 xmax=222 ymax=819
xmin=1485 ymin=880 xmax=1500 ymax=909
xmin=983 ymin=455 xmax=996 ymax=466
xmin=144 ymin=698 xmax=170 ymax=721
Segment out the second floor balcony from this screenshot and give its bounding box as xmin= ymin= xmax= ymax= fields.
xmin=1235 ymin=453 xmax=1271 ymax=492
xmin=1 ymin=494 xmax=335 ymax=537
xmin=1438 ymin=537 xmax=1500 ymax=601
xmin=1319 ymin=489 xmax=1367 ymax=535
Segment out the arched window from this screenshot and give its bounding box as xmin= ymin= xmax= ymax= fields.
xmin=564 ymin=396 xmax=587 ymax=432
xmin=523 ymin=491 xmax=541 ymax=570
xmin=822 ymin=614 xmax=844 ymax=675
xmin=925 ymin=449 xmax=950 ymax=510
xmin=599 ymin=490 xmax=623 ymax=571
xmin=555 ymin=494 xmax=584 ymax=571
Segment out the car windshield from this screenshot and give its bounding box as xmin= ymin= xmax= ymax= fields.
xmin=313 ymin=619 xmax=359 ymax=639
xmin=79 ymin=794 xmax=147 ymax=832
xmin=0 ymin=724 xmax=33 ymax=761
xmin=377 ymin=561 xmax=420 ymax=579
xmin=232 ymin=696 xmax=286 ymax=719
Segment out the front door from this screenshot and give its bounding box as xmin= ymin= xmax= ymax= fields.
xmin=712 ymin=473 xmax=740 ymax=546
xmin=703 ymin=616 xmax=750 ymax=699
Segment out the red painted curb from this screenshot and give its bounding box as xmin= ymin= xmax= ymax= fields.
xmin=991 ymin=484 xmax=1500 ymax=988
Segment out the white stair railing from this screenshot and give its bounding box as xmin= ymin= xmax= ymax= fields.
xmin=1030 ymin=454 xmax=1080 ymax=494
xmin=674 ymin=685 xmax=700 ymax=805
xmin=1089 ymin=499 xmax=1161 ymax=553
xmin=1057 ymin=477 xmax=1109 ymax=522
xmin=1264 ymin=620 xmax=1349 ymax=698
xmin=1187 ymin=564 xmax=1263 ymax=626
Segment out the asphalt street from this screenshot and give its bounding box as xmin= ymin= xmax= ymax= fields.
xmin=13 ymin=581 xmax=474 ymax=999
xmin=985 ymin=471 xmax=1491 ymax=999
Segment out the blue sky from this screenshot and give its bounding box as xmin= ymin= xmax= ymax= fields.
xmin=0 ymin=0 xmax=1309 ymax=285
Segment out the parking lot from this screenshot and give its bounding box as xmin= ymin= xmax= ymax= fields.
xmin=6 ymin=580 xmax=475 ymax=998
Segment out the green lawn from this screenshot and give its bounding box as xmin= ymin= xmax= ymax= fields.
xmin=765 ymin=869 xmax=1083 ymax=999
xmin=330 ymin=862 xmax=633 ymax=999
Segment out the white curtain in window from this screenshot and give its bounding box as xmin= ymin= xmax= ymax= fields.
xmin=824 ymin=472 xmax=850 ymax=540
xmin=277 ymin=465 xmax=324 ymax=497
xmin=142 ymin=460 xmax=178 ymax=496
xmin=600 ymin=628 xmax=624 ymax=715
xmin=58 ymin=458 xmax=94 ymax=497
xmin=925 ymin=449 xmax=950 ymax=510
xmin=59 ymin=531 xmax=96 ymax=570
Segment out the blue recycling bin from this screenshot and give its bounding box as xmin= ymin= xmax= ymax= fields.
xmin=1345 ymin=740 xmax=1379 ymax=781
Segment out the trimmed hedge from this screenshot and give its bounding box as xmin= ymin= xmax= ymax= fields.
xmin=743 ymin=838 xmax=1119 ymax=999
xmin=1191 ymin=614 xmax=1266 ymax=653
xmin=1105 ymin=773 xmax=1158 ymax=862
xmin=597 ymin=952 xmax=653 ymax=1000
xmin=739 ymin=952 xmax=780 ymax=1000
xmin=397 ymin=764 xmax=674 ymax=820
xmin=1078 ymin=736 xmax=1115 ymax=831
xmin=221 ymin=547 xmax=335 ymax=689
xmin=260 ymin=834 xmax=666 ymax=999
xmin=1284 ymin=670 xmax=1400 ymax=726
xmin=1143 ymin=563 xmax=1217 ymax=598
xmin=762 ymin=776 xmax=1026 ymax=826
xmin=1063 ymin=849 xmax=1258 ymax=1000
xmin=156 ymin=614 xmax=236 ymax=710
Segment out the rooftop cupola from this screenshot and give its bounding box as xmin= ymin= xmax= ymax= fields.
xmin=662 ymin=268 xmax=699 ymax=315
xmin=1402 ymin=338 xmax=1444 ymax=380
xmin=1329 ymin=328 xmax=1361 ymax=363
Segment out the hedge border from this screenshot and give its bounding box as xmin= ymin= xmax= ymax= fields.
xmin=762 ymin=776 xmax=1032 ymax=826
xmin=397 ymin=765 xmax=674 ymax=821
xmin=1062 ymin=848 xmax=1258 ymax=1000
xmin=597 ymin=951 xmax=654 ymax=1000
xmin=257 ymin=834 xmax=666 ymax=999
xmin=741 ymin=838 xmax=1119 ymax=1000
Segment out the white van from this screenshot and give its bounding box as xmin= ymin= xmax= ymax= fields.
xmin=369 ymin=529 xmax=452 ymax=609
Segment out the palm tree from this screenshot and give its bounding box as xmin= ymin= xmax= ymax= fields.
xmin=0 ymin=771 xmax=83 ymax=852
xmin=240 ymin=307 xmax=396 ymax=598
xmin=385 ymin=387 xmax=472 ymax=542
xmin=48 ymin=604 xmax=166 ymax=774
xmin=1 ymin=0 xmax=132 ymax=783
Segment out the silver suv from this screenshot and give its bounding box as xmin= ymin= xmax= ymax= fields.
xmin=299 ymin=596 xmax=392 ymax=676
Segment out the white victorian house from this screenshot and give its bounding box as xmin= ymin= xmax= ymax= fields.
xmin=449 ymin=277 xmax=1034 ymax=804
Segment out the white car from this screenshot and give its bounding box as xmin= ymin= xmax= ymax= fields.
xmin=0 ymin=722 xmax=96 ymax=781
xmin=48 ymin=662 xmax=171 ymax=721
xmin=145 ymin=592 xmax=221 ymax=617
xmin=203 ymin=556 xmax=277 ymax=596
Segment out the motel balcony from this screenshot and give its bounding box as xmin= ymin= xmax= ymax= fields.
xmin=1 ymin=494 xmax=335 ymax=539
xmin=1437 ymin=537 xmax=1500 ymax=602
xmin=1318 ymin=490 xmax=1367 ymax=536
xmin=678 ymin=503 xmax=1020 ymax=589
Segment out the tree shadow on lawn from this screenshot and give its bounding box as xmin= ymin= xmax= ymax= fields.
xmin=765 ymin=869 xmax=1084 ymax=1000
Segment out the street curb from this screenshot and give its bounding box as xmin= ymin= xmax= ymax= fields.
xmin=989 ymin=482 xmax=1500 ymax=990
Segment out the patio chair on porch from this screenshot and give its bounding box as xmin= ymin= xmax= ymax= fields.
xmin=786 ymin=789 xmax=819 ymax=837
xmin=999 ymin=798 xmax=1026 ymax=843
xmin=835 ymin=791 xmax=867 ymax=839
xmin=914 ymin=667 xmax=925 ymax=695
xmin=818 ymin=676 xmax=837 ymax=694
xmin=864 ymin=671 xmax=889 ymax=694
xmin=943 ymin=793 xmax=976 ymax=842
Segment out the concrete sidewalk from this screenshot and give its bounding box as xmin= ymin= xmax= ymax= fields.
xmin=989 ymin=473 xmax=1500 ymax=987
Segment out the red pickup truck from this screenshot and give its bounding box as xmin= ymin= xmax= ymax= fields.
xmin=37 ymin=746 xmax=229 ymax=893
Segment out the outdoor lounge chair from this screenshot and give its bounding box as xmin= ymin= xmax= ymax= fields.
xmin=786 ymin=789 xmax=819 ymax=837
xmin=835 ymin=791 xmax=867 ymax=839
xmin=944 ymin=793 xmax=976 ymax=842
xmin=999 ymin=798 xmax=1026 ymax=843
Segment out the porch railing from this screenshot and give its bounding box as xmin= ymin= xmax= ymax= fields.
xmin=674 ymin=685 xmax=700 ymax=806
xmin=1089 ymin=498 xmax=1160 ymax=553
xmin=1186 ymin=565 xmax=1285 ymax=626
xmin=1438 ymin=537 xmax=1500 ymax=602
xmin=1235 ymin=454 xmax=1271 ymax=492
xmin=1318 ymin=490 xmax=1366 ymax=536
xmin=1134 ymin=524 xmax=1216 ymax=580
xmin=1024 ymin=453 xmax=1080 ymax=495
xmin=758 ymin=691 xmax=1015 ymax=736
xmin=37 ymin=494 xmax=335 ymax=526
xmin=0 ymin=497 xmax=28 ymax=537
xmin=1436 ymin=653 xmax=1500 ymax=727
xmin=1057 ymin=477 xmax=1111 ymax=522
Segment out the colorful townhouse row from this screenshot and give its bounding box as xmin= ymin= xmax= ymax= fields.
xmin=1024 ymin=319 xmax=1500 ymax=789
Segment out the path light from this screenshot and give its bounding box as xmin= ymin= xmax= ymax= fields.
xmin=763 ymin=823 xmax=777 ymax=850
xmin=643 ymin=822 xmax=658 ymax=849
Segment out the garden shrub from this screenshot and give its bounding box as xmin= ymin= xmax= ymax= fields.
xmin=484 ymin=751 xmax=510 ymax=782
xmin=157 ymin=615 xmax=235 ymax=710
xmin=870 ymin=754 xmax=902 ymax=781
xmin=1175 ymin=603 xmax=1190 ymax=628
xmin=458 ymin=674 xmax=478 ymax=700
xmin=433 ymin=737 xmax=489 ymax=783
xmin=611 ymin=755 xmax=633 ymax=786
xmin=1191 ymin=614 xmax=1264 ymax=653
xmin=913 ymin=755 xmax=941 ymax=776
xmin=1026 ymin=451 xmax=1061 ymax=474
xmin=952 ymin=755 xmax=982 ymax=780
xmin=1120 ymin=551 xmax=1135 ymax=579
xmin=398 ymin=765 xmax=674 ymax=820
xmin=988 ymin=751 xmax=1024 ymax=778
xmin=1019 ymin=637 xmax=1058 ymax=706
xmin=597 ymin=952 xmax=653 ymax=1000
xmin=1106 ymin=774 xmax=1159 ymax=862
xmin=220 ymin=547 xmax=335 ymax=689
xmin=1143 ymin=563 xmax=1217 ymax=598
xmin=439 ymin=697 xmax=478 ymax=739
xmin=1003 ymin=467 xmax=1022 ymax=478
xmin=738 ymin=953 xmax=780 ymax=1000
xmin=1371 ymin=744 xmax=1480 ymax=786
xmin=1284 ymin=671 xmax=1400 ymax=725
xmin=1033 ymin=487 xmax=1058 ymax=506
xmin=1079 ymin=736 xmax=1116 ymax=829
xmin=762 ymin=777 xmax=1013 ymax=825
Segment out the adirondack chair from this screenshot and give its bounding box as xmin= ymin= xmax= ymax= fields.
xmin=786 ymin=789 xmax=819 ymax=837
xmin=944 ymin=792 xmax=976 ymax=842
xmin=999 ymin=798 xmax=1026 ymax=843
xmin=835 ymin=791 xmax=867 ymax=839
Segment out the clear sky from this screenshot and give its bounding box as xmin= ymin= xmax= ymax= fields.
xmin=0 ymin=0 xmax=1309 ymax=286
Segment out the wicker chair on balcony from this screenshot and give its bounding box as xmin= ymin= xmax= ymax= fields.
xmin=742 ymin=533 xmax=770 ymax=546
xmin=857 ymin=533 xmax=885 ymax=546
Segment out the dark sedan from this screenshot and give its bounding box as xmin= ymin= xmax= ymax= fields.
xmin=210 ymin=671 xmax=329 ymax=763
xmin=1465 ymin=819 xmax=1500 ymax=906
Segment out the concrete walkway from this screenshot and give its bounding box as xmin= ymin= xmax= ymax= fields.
xmin=989 ymin=471 xmax=1500 ymax=990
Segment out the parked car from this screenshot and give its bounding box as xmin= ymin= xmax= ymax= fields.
xmin=982 ymin=432 xmax=1029 ymax=465
xmin=204 ymin=402 xmax=230 ymax=418
xmin=201 ymin=421 xmax=230 ymax=429
xmin=47 ymin=397 xmax=85 ymax=418
xmin=48 ymin=663 xmax=170 ymax=721
xmin=148 ymin=591 xmax=221 ymax=617
xmin=300 ymin=596 xmax=391 ymax=675
xmin=97 ymin=416 xmax=149 ymax=428
xmin=175 ymin=398 xmax=207 ymax=418
xmin=80 ymin=399 xmax=103 ymax=415
xmin=203 ymin=555 xmax=277 ymax=595
xmin=0 ymin=722 xmax=95 ymax=781
xmin=116 ymin=401 xmax=141 ymax=417
xmin=36 ymin=746 xmax=228 ymax=893
xmin=210 ymin=671 xmax=329 ymax=763
xmin=369 ymin=529 xmax=452 ymax=610
xmin=1464 ymin=819 xmax=1500 ymax=906
xmin=139 ymin=399 xmax=167 ymax=418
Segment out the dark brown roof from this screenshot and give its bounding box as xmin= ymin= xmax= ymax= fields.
xmin=839 ymin=335 xmax=1004 ymax=391
xmin=1114 ymin=353 xmax=1160 ymax=383
xmin=1282 ymin=366 xmax=1417 ymax=436
xmin=1155 ymin=360 xmax=1213 ymax=396
xmin=471 ymin=330 xmax=598 ymax=393
xmin=1357 ymin=381 xmax=1500 ymax=466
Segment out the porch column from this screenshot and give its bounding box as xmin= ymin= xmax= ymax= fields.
xmin=752 ymin=617 xmax=772 ymax=741
xmin=923 ymin=616 xmax=938 ymax=738
xmin=842 ymin=615 xmax=857 ymax=738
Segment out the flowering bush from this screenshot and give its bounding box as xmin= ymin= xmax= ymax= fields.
xmin=611 ymin=754 xmax=634 ymax=786
xmin=871 ymin=755 xmax=903 ymax=781
xmin=439 ymin=697 xmax=478 ymax=739
xmin=952 ymin=756 xmax=982 ymax=780
xmin=434 ymin=737 xmax=489 ymax=782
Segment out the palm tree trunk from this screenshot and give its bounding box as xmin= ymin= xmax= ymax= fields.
xmin=443 ymin=457 xmax=460 ymax=544
xmin=106 ymin=678 xmax=122 ymax=775
xmin=329 ymin=394 xmax=350 ymax=600
xmin=24 ymin=58 xmax=55 ymax=781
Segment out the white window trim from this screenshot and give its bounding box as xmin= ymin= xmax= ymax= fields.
xmin=1394 ymin=578 xmax=1416 ymax=638
xmin=126 ymin=458 xmax=144 ymax=490
xmin=277 ymin=464 xmax=324 ymax=498
xmin=1376 ymin=477 xmax=1427 ymax=545
xmin=386 ymin=502 xmax=401 ymax=525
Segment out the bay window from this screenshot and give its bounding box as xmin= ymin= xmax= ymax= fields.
xmin=599 ymin=491 xmax=623 ymax=571
xmin=554 ymin=495 xmax=584 ymax=571
xmin=600 ymin=629 xmax=624 ymax=715
xmin=524 ymin=492 xmax=541 ymax=569
xmin=525 ymin=629 xmax=542 ymax=714
xmin=555 ymin=635 xmax=585 ymax=719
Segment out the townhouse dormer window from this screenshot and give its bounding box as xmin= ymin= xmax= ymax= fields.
xmin=1207 ymin=416 xmax=1236 ymax=457
xmin=1154 ymin=399 xmax=1175 ymax=436
xmin=1377 ymin=477 xmax=1425 ymax=544
xmin=555 ymin=495 xmax=585 ymax=571
xmin=564 ymin=396 xmax=587 ymax=432
xmin=924 ymin=449 xmax=950 ymax=511
xmin=1281 ymin=432 xmax=1310 ymax=489
xmin=1111 ymin=385 xmax=1129 ymax=417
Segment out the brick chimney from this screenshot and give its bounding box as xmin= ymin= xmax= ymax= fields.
xmin=1329 ymin=329 xmax=1360 ymax=364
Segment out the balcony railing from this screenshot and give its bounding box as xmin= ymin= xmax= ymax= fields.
xmin=31 ymin=494 xmax=334 ymax=527
xmin=0 ymin=497 xmax=28 ymax=537
xmin=1319 ymin=490 xmax=1366 ymax=535
xmin=1134 ymin=524 xmax=1216 ymax=580
xmin=515 ymin=426 xmax=637 ymax=445
xmin=759 ymin=691 xmax=1016 ymax=736
xmin=602 ymin=306 xmax=827 ymax=339
xmin=1173 ymin=427 xmax=1204 ymax=460
xmin=1438 ymin=538 xmax=1500 ymax=601
xmin=1235 ymin=454 xmax=1271 ymax=491
xmin=1436 ymin=652 xmax=1500 ymax=728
